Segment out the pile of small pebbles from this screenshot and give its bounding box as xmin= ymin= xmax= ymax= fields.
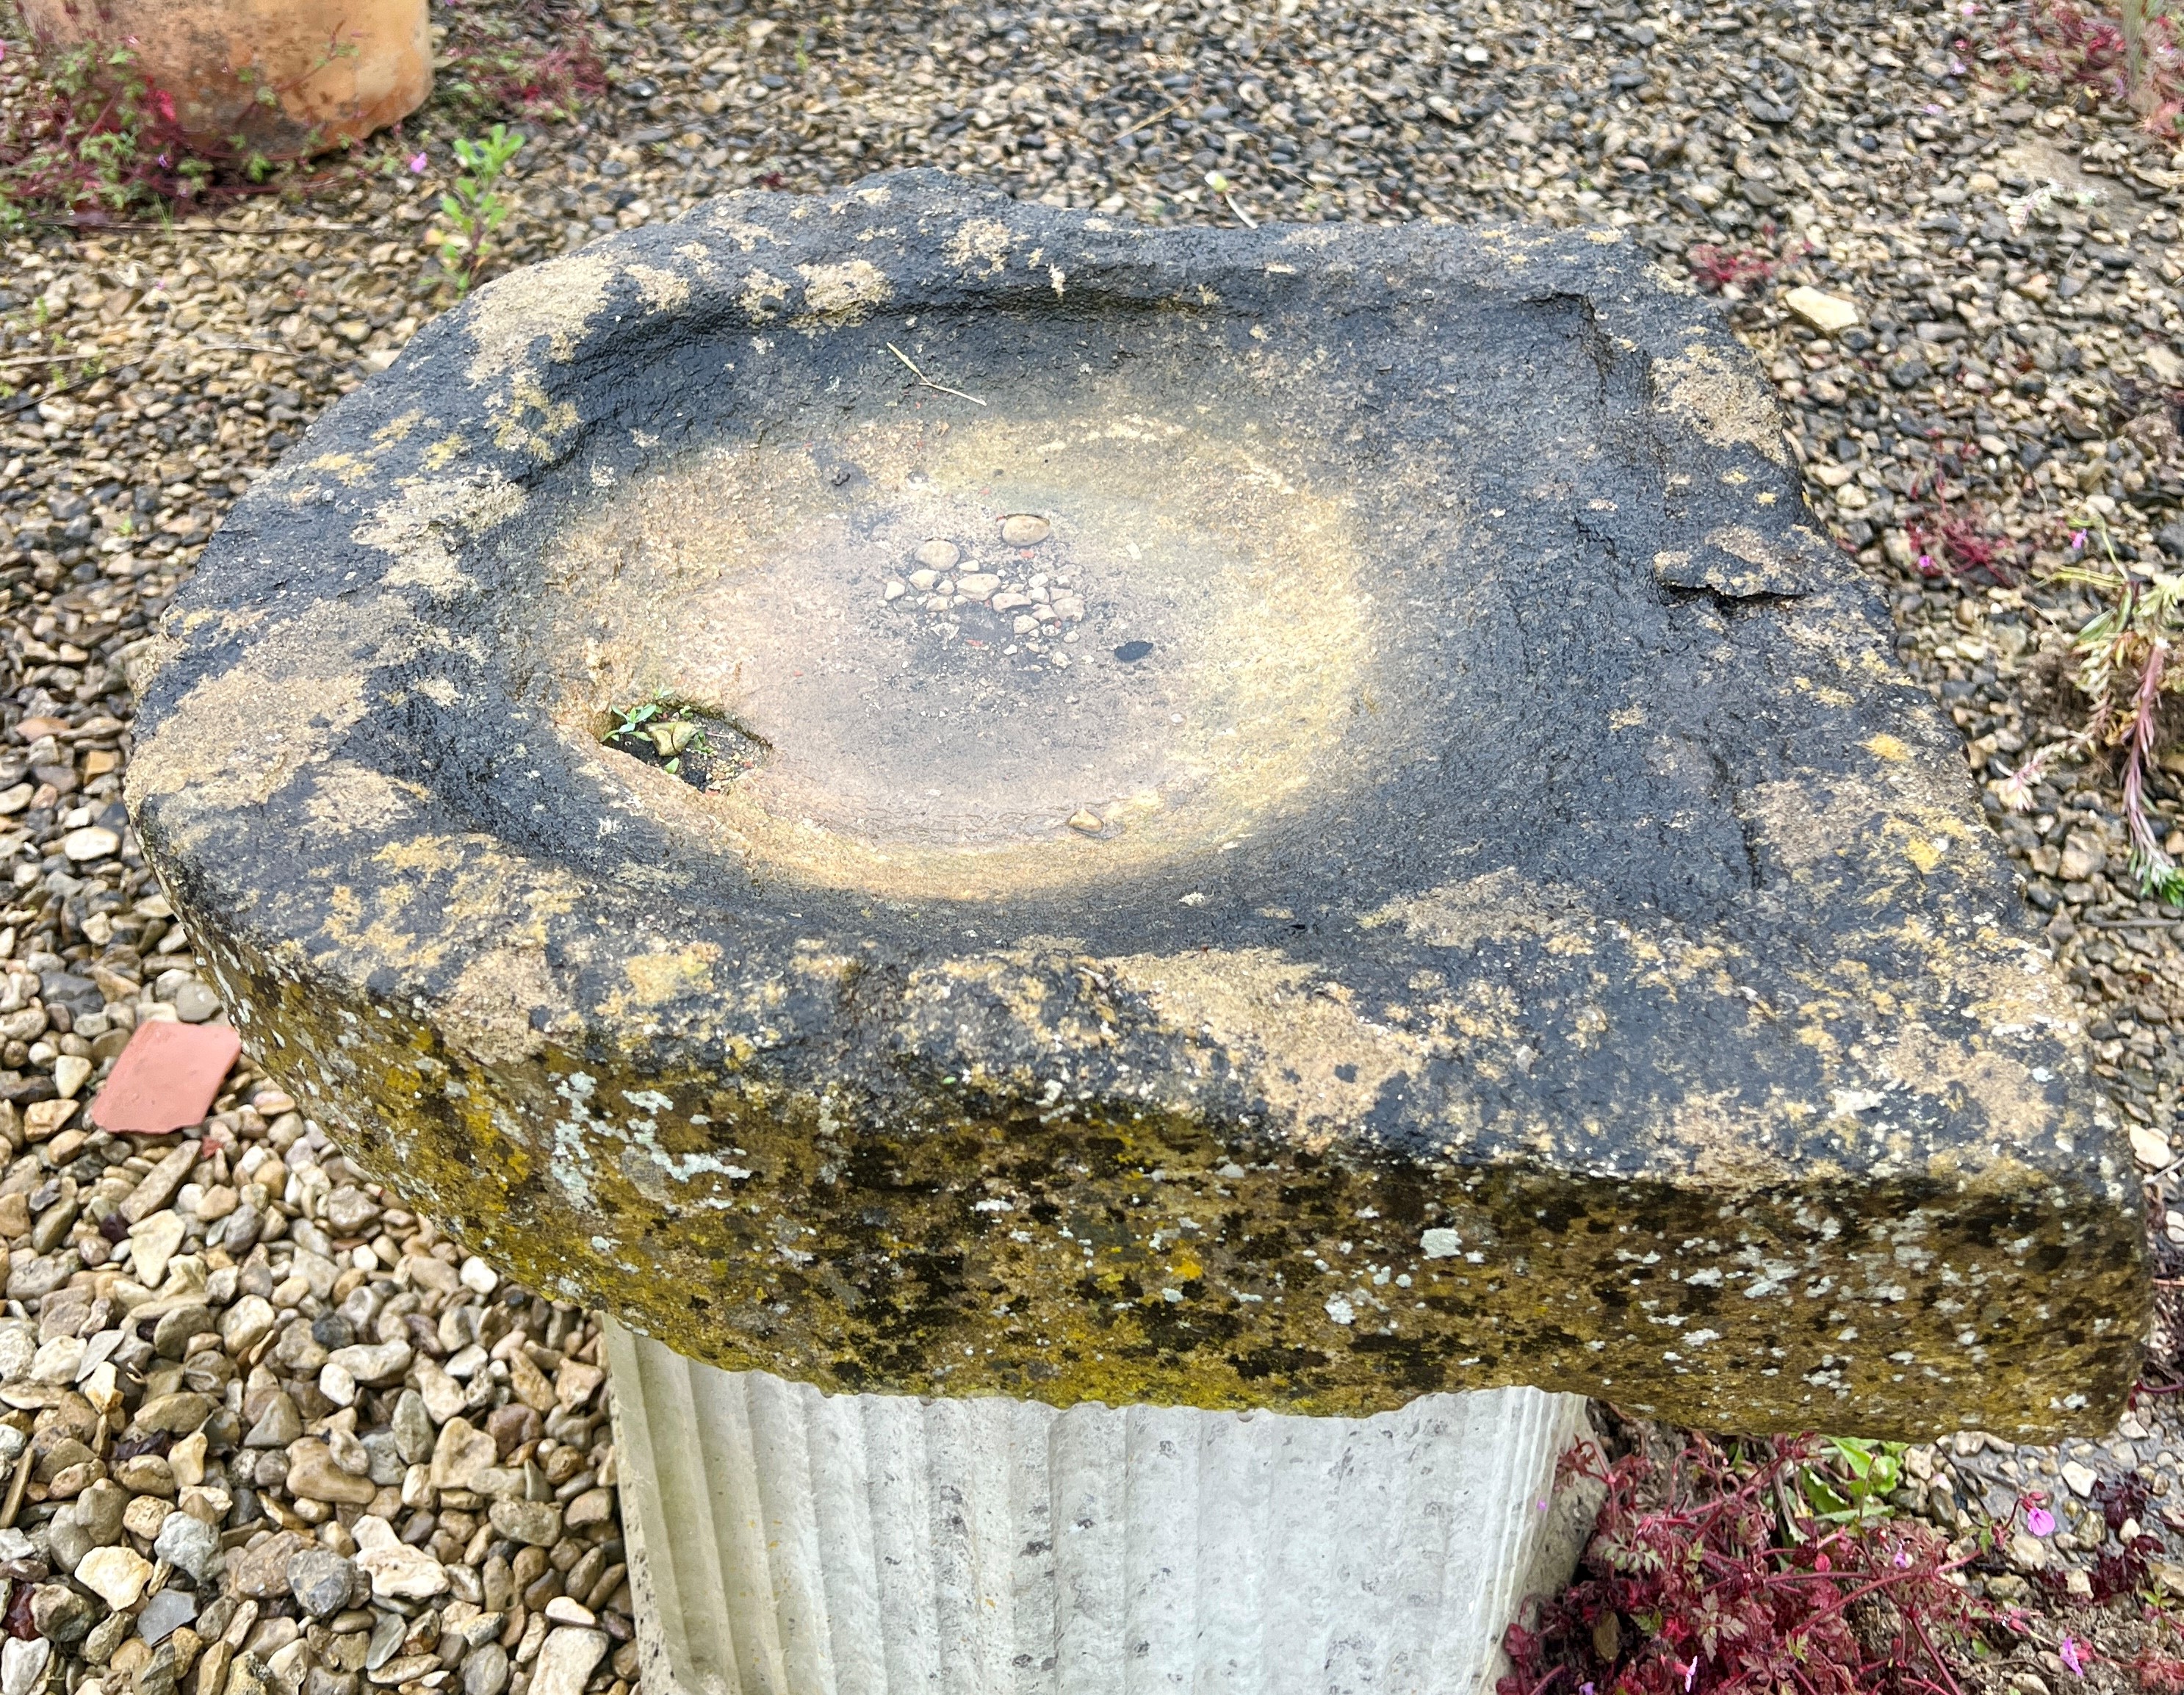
xmin=1 ymin=0 xmax=2183 ymax=1661
xmin=0 ymin=1082 xmax=637 ymax=1695
xmin=883 ymin=522 xmax=1087 ymax=655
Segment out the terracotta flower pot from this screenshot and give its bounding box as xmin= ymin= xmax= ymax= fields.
xmin=20 ymin=0 xmax=430 ymax=162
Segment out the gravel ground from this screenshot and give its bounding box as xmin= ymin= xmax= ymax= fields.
xmin=4 ymin=0 xmax=2184 ymax=1683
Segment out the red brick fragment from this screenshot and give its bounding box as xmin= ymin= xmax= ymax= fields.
xmin=88 ymin=1020 xmax=242 ymax=1135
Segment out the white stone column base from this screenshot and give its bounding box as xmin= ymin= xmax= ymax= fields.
xmin=605 ymin=1322 xmax=1595 ymax=1695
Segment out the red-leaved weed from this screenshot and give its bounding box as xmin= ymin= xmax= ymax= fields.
xmin=1906 ymin=509 xmax=2017 ymax=586
xmin=0 ymin=32 xmax=206 ymax=224
xmin=1500 ymin=1434 xmax=2001 ymax=1695
xmin=436 ymin=0 xmax=608 ymax=123
xmin=1992 ymin=0 xmax=2184 ymax=136
xmin=1686 ymin=243 xmax=1776 ymax=295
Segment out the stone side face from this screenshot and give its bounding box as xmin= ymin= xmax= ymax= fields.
xmin=126 ymin=171 xmax=2149 ymax=1439
xmin=603 ymin=1323 xmax=1596 ymax=1695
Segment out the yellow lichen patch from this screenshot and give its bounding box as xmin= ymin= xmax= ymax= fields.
xmin=422 ymin=433 xmax=469 ymax=472
xmin=126 ymin=597 xmax=416 ymax=814
xmin=313 ymin=838 xmax=580 ymax=981
xmin=491 ymin=373 xmax=583 ymax=459
xmin=373 ymin=410 xmax=428 ymax=445
xmin=440 ymin=943 xmax=561 ymax=1066
xmin=1953 ymin=953 xmax=2075 ymax=1039
xmin=1362 ymin=866 xmax=1583 ymax=949
xmin=1865 ymin=733 xmax=1911 ymax=763
xmin=619 ymin=944 xmax=724 ymax=1009
xmin=1671 ymin=1087 xmax=1801 ymax=1187
xmin=1106 ymin=947 xmax=1446 ymax=1142
xmin=626 ymin=263 xmax=691 ymax=313
xmin=300 ymin=764 xmax=421 ymax=841
xmin=303 ymin=452 xmax=381 ymax=489
xmin=1652 ymin=339 xmax=1790 ymax=466
xmin=794 ymin=259 xmax=890 ymax=322
xmin=699 ymin=209 xmax=782 ymax=252
xmin=1745 ymin=774 xmax=1971 ymax=884
xmin=1704 ymin=522 xmax=1823 ymax=592
xmin=1880 ymin=1021 xmax=2055 ymax=1150
xmin=120 ymin=631 xmax=180 ymax=699
xmin=464 ymin=248 xmax=618 ymax=386
xmin=372 ymin=835 xmax=477 ymax=877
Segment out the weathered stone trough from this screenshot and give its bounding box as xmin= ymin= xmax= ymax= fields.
xmin=127 ymin=170 xmax=2147 ymax=1691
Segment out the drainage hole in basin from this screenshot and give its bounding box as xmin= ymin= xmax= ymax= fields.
xmin=601 ymin=694 xmax=770 ymax=790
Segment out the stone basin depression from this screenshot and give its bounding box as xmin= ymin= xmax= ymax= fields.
xmin=129 ymin=173 xmax=2146 ymax=1446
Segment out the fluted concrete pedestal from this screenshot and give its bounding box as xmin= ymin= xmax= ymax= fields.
xmin=604 ymin=1323 xmax=1596 ymax=1695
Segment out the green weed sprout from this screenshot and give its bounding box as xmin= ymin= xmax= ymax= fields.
xmin=436 ymin=123 xmax=525 ymax=296
xmin=1798 ymin=1437 xmax=1906 ymax=1526
xmin=2001 ymin=519 xmax=2184 ymax=902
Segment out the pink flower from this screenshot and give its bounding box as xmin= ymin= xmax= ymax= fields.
xmin=408 ymin=151 xmax=429 ymax=173
xmin=2027 ymin=1505 xmax=2056 ymax=1536
xmin=1683 ymin=1659 xmax=1698 ymax=1692
xmin=2060 ymin=1636 xmax=2085 ymax=1677
xmin=2070 ymin=530 xmax=2088 ymax=551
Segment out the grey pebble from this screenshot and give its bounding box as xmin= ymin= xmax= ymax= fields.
xmin=286 ymin=1548 xmax=360 ymax=1620
xmin=462 ymin=1643 xmax=511 ymax=1695
xmin=136 ymin=1588 xmax=198 ymax=1646
xmin=364 ymin=1611 xmax=408 ymax=1673
xmin=152 ymin=1511 xmax=221 ymax=1583
xmin=171 ymin=979 xmax=223 ymax=1023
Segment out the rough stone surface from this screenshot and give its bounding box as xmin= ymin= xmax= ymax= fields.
xmin=285 ymin=1546 xmax=359 ymax=1619
xmin=127 ymin=171 xmax=2144 ymax=1439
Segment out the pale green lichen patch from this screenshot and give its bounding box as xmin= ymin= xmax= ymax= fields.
xmin=352 ymin=469 xmax=528 ymax=595
xmin=464 ymin=248 xmax=619 ymax=385
xmin=794 ymin=259 xmax=890 ymax=320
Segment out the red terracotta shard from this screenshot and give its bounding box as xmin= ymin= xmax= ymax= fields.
xmin=89 ymin=1020 xmax=242 ymax=1135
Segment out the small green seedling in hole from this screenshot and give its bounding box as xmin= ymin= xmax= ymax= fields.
xmin=1798 ymin=1436 xmax=1906 ymax=1525
xmin=607 ymin=696 xmax=716 ymax=777
xmin=436 ymin=123 xmax=525 ymax=297
xmin=610 ymin=698 xmax=663 ymax=740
